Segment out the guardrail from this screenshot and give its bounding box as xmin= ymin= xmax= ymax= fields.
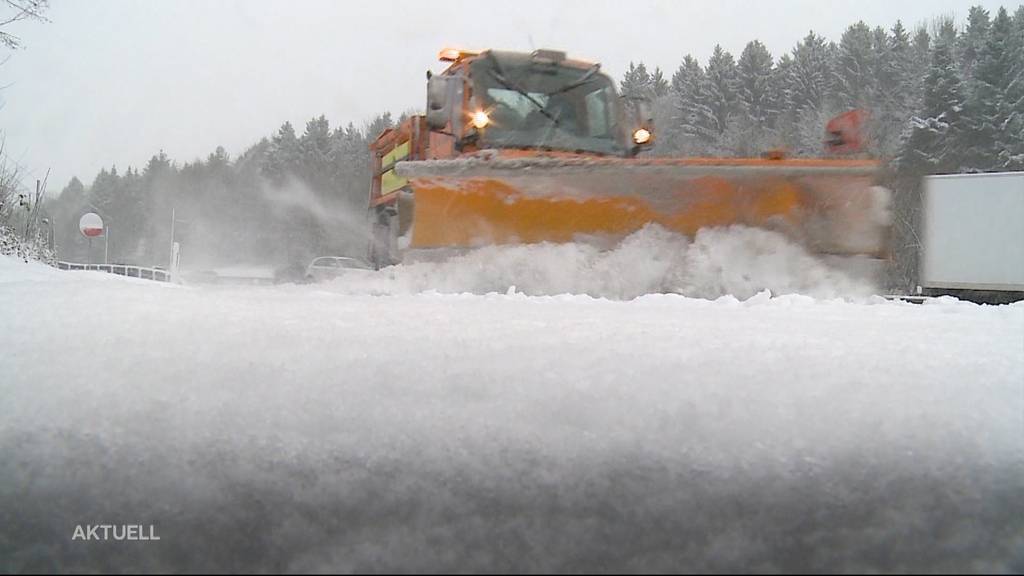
xmin=57 ymin=262 xmax=173 ymax=282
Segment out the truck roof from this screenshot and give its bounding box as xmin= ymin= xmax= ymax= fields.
xmin=439 ymin=48 xmax=597 ymax=74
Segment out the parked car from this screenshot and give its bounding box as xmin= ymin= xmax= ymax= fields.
xmin=304 ymin=256 xmax=374 ymax=282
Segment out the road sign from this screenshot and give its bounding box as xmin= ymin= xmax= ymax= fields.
xmin=79 ymin=213 xmax=104 ymax=238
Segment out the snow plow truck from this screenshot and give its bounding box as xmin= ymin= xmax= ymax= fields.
xmin=368 ymin=48 xmax=892 ymax=268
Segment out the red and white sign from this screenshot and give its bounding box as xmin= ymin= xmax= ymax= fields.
xmin=79 ymin=213 xmax=104 ymax=238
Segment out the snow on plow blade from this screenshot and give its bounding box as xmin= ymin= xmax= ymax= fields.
xmin=395 ymin=156 xmax=892 ymax=258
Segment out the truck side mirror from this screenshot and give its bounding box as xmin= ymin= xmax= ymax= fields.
xmin=426 ymin=76 xmax=451 ymax=129
xmin=824 ymin=109 xmax=868 ymax=155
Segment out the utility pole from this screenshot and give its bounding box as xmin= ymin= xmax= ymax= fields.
xmin=169 ymin=208 xmax=175 ymax=270
xmin=169 ymin=209 xmax=187 ymax=281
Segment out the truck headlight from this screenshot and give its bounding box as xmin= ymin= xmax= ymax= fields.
xmin=472 ymin=110 xmax=490 ymax=129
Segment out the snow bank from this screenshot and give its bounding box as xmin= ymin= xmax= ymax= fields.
xmin=0 ymin=252 xmax=63 ymax=283
xmin=1 ymin=256 xmax=1022 ymax=572
xmin=327 ymin=225 xmax=875 ymax=300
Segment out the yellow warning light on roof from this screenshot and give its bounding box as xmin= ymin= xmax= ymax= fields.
xmin=438 ymin=47 xmax=480 ymax=62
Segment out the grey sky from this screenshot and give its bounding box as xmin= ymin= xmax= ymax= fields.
xmin=0 ymin=0 xmax=1009 ymax=192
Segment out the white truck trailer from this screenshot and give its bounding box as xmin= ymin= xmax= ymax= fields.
xmin=920 ymin=171 xmax=1024 ymax=303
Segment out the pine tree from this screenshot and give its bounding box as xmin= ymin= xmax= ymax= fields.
xmin=58 ymin=177 xmax=86 ymax=205
xmin=964 ymin=7 xmax=1017 ymax=170
xmin=687 ymin=45 xmax=738 ymax=154
xmin=89 ymin=166 xmax=119 ymax=216
xmin=897 ymin=20 xmax=968 ymax=174
xmin=873 ymin=21 xmax=917 ymax=156
xmin=669 ymin=55 xmax=705 ymax=154
xmin=143 ymin=151 xmax=173 ymax=180
xmin=116 ymin=166 xmax=146 ymax=262
xmin=833 ymin=22 xmax=878 ymax=111
xmin=958 ymin=6 xmax=991 ymax=82
xmin=139 ymin=150 xmax=177 ymax=264
xmin=619 ymin=62 xmax=669 ymax=99
xmin=50 ymin=177 xmax=88 ymax=261
xmin=908 ymin=26 xmax=932 ymax=116
xmin=1003 ymin=5 xmax=1024 ymax=168
xmin=884 ymin=22 xmax=912 ymax=98
xmin=787 ymin=32 xmax=833 ymax=114
xmin=650 ymin=67 xmax=669 ymax=98
xmin=299 ymin=115 xmax=334 ymax=191
xmin=331 ymin=121 xmax=372 ymax=206
xmin=784 ymin=31 xmax=837 ymax=155
xmin=732 ymin=40 xmax=778 ymax=155
xmin=207 ymin=146 xmax=230 ymax=168
xmin=620 ymin=62 xmax=652 ymax=97
xmin=263 ymin=122 xmax=300 ymax=184
xmin=771 ymin=52 xmax=796 ymax=149
xmin=363 ymin=112 xmax=394 ymax=143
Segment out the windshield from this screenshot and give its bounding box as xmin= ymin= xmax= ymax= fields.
xmin=337 ymin=257 xmax=371 ymax=269
xmin=471 ymin=58 xmax=625 ymax=156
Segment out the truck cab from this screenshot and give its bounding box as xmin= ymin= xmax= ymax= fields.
xmin=423 ymin=49 xmax=651 ymax=158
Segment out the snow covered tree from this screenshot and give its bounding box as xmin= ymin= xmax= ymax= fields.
xmin=298 ymin=115 xmax=334 ymax=191
xmin=873 ymin=21 xmax=919 ymax=156
xmin=782 ymin=31 xmax=837 ymax=155
xmin=684 ymin=45 xmax=738 ymax=155
xmin=790 ymin=32 xmax=834 ymax=113
xmin=732 ymin=40 xmax=778 ymax=155
xmin=262 ymin=121 xmax=300 ymax=184
xmin=363 ymin=112 xmax=394 ymax=143
xmin=897 ymin=20 xmax=968 ymax=175
xmin=619 ymin=62 xmax=669 ymax=99
xmin=958 ymin=6 xmax=992 ymax=82
xmin=832 ymin=22 xmax=879 ymax=111
xmin=59 ymin=176 xmax=85 ymax=203
xmin=963 ymin=7 xmax=1019 ymax=170
xmin=770 ymin=52 xmax=796 ymax=149
xmin=1008 ymin=6 xmax=1024 ymax=168
xmin=650 ymin=67 xmax=669 ymax=98
xmin=331 ymin=122 xmax=371 ymax=206
xmin=619 ymin=62 xmax=650 ymax=97
xmin=668 ymin=55 xmax=705 ymax=154
xmin=88 ymin=166 xmax=119 ymax=216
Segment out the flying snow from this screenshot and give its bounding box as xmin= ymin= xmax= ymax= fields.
xmin=326 ymin=225 xmax=876 ymax=300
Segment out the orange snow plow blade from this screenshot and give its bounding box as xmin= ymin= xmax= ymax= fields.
xmin=396 ymin=156 xmax=892 ymax=257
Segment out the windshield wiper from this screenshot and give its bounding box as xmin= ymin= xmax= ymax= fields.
xmin=486 ymin=54 xmax=560 ymax=127
xmin=546 ymin=63 xmax=601 ymax=96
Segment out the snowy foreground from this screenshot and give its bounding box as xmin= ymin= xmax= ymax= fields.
xmin=1 ymin=247 xmax=1023 ymax=573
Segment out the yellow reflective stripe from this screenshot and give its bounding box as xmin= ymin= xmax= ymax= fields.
xmin=381 ymin=169 xmax=407 ymax=194
xmin=382 ymin=141 xmax=410 ymax=169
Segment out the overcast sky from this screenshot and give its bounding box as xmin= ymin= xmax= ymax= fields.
xmin=0 ymin=0 xmax=1009 ymax=192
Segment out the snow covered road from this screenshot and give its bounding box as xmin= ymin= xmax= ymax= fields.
xmin=1 ymin=255 xmax=1022 ymax=572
